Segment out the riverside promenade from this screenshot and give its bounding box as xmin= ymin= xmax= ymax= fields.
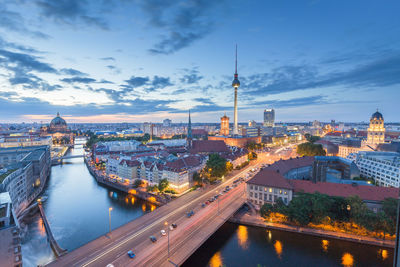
xmin=229 ymin=212 xmax=395 ymax=248
xmin=84 ymin=157 xmax=165 ymax=205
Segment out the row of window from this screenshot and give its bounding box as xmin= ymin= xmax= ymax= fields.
xmin=249 ymin=185 xmax=288 ymax=195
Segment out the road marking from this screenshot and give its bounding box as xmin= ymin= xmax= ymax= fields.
xmin=80 ymin=163 xmax=258 ymax=267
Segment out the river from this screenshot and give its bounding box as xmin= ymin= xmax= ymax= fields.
xmin=183 ymin=222 xmax=393 ymax=267
xmin=21 ymin=142 xmax=156 ymax=266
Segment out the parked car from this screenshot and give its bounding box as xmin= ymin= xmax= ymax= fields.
xmin=150 ymin=235 xmax=157 ymax=242
xmin=201 ymin=203 xmax=206 ymax=208
xmin=127 ymin=250 xmax=135 ymax=258
xmin=169 ymin=225 xmax=174 ymax=231
xmin=161 ymin=230 xmax=166 ymax=236
xmin=172 ymin=223 xmax=177 ymax=228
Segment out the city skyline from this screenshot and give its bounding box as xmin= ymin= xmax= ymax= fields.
xmin=0 ymin=1 xmax=399 ymax=123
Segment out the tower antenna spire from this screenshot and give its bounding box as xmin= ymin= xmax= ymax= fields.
xmin=235 ymin=44 xmax=238 ymax=74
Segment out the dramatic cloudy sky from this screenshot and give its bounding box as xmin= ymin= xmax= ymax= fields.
xmin=0 ymin=0 xmax=399 ymax=123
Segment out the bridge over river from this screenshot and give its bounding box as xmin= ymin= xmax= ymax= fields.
xmin=38 ymin=202 xmax=68 ymax=257
xmin=46 ymin=162 xmax=256 ymax=267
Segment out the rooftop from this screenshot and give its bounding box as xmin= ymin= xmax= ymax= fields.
xmin=248 ymin=169 xmax=293 ymax=190
xmin=289 ymin=180 xmax=398 ymax=202
xmin=267 ymin=156 xmax=314 ymax=175
xmin=189 ymin=140 xmax=230 ymax=154
xmin=0 ymin=169 xmax=17 ymax=184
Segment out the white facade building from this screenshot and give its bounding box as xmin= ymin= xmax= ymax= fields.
xmin=349 ymin=151 xmax=400 ymax=187
xmin=0 ymin=162 xmax=33 ymax=215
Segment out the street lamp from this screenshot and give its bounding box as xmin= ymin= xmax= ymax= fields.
xmin=108 ymin=207 xmax=113 ymax=235
xmin=165 ymin=221 xmax=170 ymax=259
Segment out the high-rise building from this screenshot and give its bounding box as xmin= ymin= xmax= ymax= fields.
xmin=163 ymin=119 xmax=172 ymax=127
xmin=367 ymin=110 xmax=385 ymax=145
xmin=220 ymin=113 xmax=229 ymax=136
xmin=232 ymin=45 xmax=240 ymax=135
xmin=263 ymin=108 xmax=275 ymax=127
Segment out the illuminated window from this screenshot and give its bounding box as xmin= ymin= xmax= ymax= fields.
xmin=279 ymin=190 xmax=282 ymax=194
xmin=269 ymin=188 xmax=272 ymax=193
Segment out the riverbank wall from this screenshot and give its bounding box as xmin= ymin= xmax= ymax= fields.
xmin=84 ymin=157 xmax=165 ymax=206
xmin=229 ymin=213 xmax=395 ymax=248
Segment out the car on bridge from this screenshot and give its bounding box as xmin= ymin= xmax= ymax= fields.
xmin=127 ymin=250 xmax=135 ymax=258
xmin=186 ymin=210 xmax=195 ymax=217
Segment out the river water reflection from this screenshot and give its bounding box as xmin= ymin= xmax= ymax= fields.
xmin=21 ymin=143 xmax=155 ymax=266
xmin=183 ymin=223 xmax=393 ymax=267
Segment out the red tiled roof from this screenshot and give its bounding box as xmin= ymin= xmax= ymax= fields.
xmin=189 ymin=140 xmax=230 ymax=154
xmin=192 ymin=129 xmax=208 ymax=135
xmin=165 ymin=155 xmax=202 ymax=172
xmin=247 ymin=169 xmax=293 ymax=190
xmin=119 ymin=159 xmax=141 ymax=167
xmin=289 ymin=180 xmax=399 ymax=202
xmin=268 ymin=156 xmax=314 ymax=175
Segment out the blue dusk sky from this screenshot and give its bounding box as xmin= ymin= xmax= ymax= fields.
xmin=0 ymin=0 xmax=399 ymax=123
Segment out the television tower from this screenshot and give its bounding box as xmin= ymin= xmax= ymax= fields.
xmin=232 ymin=45 xmax=240 ymax=135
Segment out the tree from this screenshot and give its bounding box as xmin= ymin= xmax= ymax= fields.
xmin=133 ymin=179 xmax=144 ymax=188
xmin=147 ymin=185 xmax=159 ymax=193
xmin=192 ymin=171 xmax=202 ymax=185
xmin=382 ymin=198 xmax=398 ymax=235
xmin=248 ymin=151 xmax=258 ymax=160
xmin=158 ymin=178 xmax=169 ymax=192
xmin=286 ymin=193 xmax=314 ymax=225
xmin=206 ymin=154 xmax=228 ymax=178
xmin=260 ymin=203 xmax=275 ymax=218
xmin=297 ymin=142 xmax=326 ymax=156
xmin=305 ymin=135 xmax=321 ymax=143
xmin=310 ymin=193 xmax=333 ymax=224
xmin=226 ymin=161 xmax=233 ymax=172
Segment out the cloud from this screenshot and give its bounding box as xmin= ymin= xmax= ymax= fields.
xmin=7 ymin=71 xmax=61 ymax=91
xmin=0 ymin=47 xmax=63 ymax=91
xmin=0 ymin=5 xmax=50 ymax=39
xmin=0 ymin=49 xmax=57 ymax=73
xmin=60 ymin=68 xmax=88 ymax=76
xmin=0 ymin=37 xmax=41 ymax=54
xmin=180 ymin=68 xmax=203 ymax=84
xmin=152 ymin=75 xmax=173 ymax=88
xmin=100 ymin=57 xmax=115 ymax=61
xmin=60 ymin=76 xmax=96 ymax=84
xmin=99 ymin=79 xmax=114 ymax=84
xmin=194 ymin=97 xmax=214 ymax=105
xmin=242 ymin=52 xmax=400 ymax=96
xmin=142 ymin=0 xmax=225 ymax=54
xmin=0 ymin=96 xmax=178 ymax=118
xmin=106 ymin=65 xmax=121 ymax=74
xmin=0 ymin=91 xmax=17 ymax=98
xmin=252 ymin=95 xmax=327 ymax=108
xmin=125 ymin=76 xmax=150 ymax=87
xmin=34 ymin=0 xmax=109 ymax=30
